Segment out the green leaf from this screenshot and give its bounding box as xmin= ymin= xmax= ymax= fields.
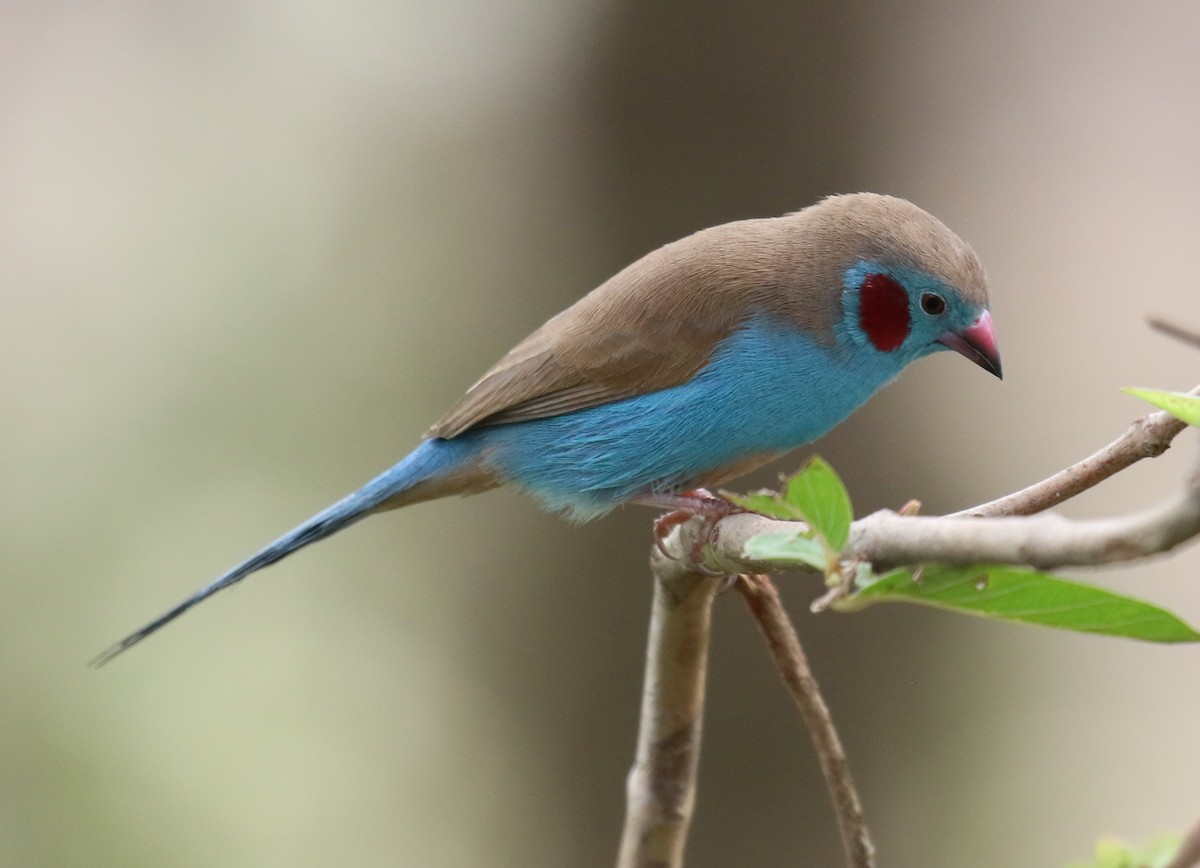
xmin=1123 ymin=387 xmax=1200 ymax=427
xmin=845 ymin=565 xmax=1200 ymax=643
xmin=1064 ymin=833 xmax=1181 ymax=868
xmin=783 ymin=456 xmax=853 ymax=550
xmin=1132 ymin=834 xmax=1180 ymax=868
xmin=722 ymin=492 xmax=806 ymax=522
xmin=743 ymin=532 xmax=828 ymax=570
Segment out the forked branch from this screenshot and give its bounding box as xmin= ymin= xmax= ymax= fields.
xmin=621 ymin=370 xmax=1198 ymax=867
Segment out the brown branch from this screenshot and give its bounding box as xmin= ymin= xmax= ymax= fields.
xmin=1150 ymin=316 xmax=1200 ymax=350
xmin=691 ymin=462 xmax=1200 ymax=576
xmin=853 ymin=483 xmax=1200 ymax=571
xmin=641 ymin=443 xmax=1199 ymax=864
xmin=617 ymin=561 xmax=723 ymax=868
xmin=630 ymin=364 xmax=1199 ymax=865
xmin=953 ymin=385 xmax=1197 ymax=518
xmin=736 ymin=574 xmax=875 ymax=868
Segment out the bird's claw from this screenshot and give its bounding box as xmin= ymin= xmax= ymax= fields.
xmin=652 ymin=510 xmax=694 ymax=560
xmin=648 ymin=490 xmax=745 ymax=575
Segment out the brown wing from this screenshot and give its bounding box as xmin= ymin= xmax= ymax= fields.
xmin=427 ymin=294 xmax=732 ymax=439
xmin=425 ymin=206 xmax=863 ymax=440
xmin=426 ymin=223 xmax=778 ymax=439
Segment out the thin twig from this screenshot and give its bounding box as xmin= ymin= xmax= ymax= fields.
xmin=736 ymin=574 xmax=875 ymax=868
xmin=617 ymin=562 xmax=723 ymax=868
xmin=952 ymin=384 xmax=1198 ymax=518
xmin=1150 ymin=316 xmax=1200 ymax=350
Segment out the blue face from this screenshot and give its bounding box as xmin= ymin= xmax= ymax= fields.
xmin=838 ymin=260 xmax=987 ymax=366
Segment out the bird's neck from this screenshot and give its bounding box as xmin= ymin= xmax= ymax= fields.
xmin=699 ymin=313 xmax=911 ymax=450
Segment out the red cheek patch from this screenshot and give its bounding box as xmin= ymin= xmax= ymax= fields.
xmin=858 ymin=273 xmax=910 ymax=352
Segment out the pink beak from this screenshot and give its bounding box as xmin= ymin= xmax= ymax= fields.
xmin=937 ymin=310 xmax=1002 ymax=379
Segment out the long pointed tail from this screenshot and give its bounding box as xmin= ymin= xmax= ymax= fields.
xmin=92 ymin=437 xmax=488 ymax=666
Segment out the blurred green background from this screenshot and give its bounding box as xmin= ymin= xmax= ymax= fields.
xmin=4 ymin=1 xmax=1200 ymax=866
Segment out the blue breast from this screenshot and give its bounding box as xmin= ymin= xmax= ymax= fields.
xmin=459 ymin=315 xmax=906 ymax=519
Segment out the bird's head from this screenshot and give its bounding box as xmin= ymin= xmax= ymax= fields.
xmin=840 ymin=259 xmax=1001 ymax=379
xmin=800 ymin=193 xmax=1002 ymax=379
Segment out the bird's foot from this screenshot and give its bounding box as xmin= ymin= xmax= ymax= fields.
xmin=642 ymin=490 xmax=743 ymax=574
xmin=637 ymin=488 xmax=740 ymax=518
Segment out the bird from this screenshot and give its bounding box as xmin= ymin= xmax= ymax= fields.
xmin=94 ymin=192 xmax=1001 ymax=664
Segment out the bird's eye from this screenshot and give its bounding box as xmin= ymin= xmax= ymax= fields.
xmin=919 ymin=292 xmax=946 ymax=316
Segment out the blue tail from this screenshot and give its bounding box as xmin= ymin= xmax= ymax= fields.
xmin=93 ymin=438 xmax=487 ymax=666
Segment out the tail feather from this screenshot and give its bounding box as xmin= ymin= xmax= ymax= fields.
xmin=92 ymin=437 xmax=487 ymax=666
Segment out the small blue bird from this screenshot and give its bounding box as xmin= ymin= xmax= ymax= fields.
xmin=96 ymin=193 xmax=1000 ymax=663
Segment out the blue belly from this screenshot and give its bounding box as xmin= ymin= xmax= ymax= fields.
xmin=458 ymin=316 xmax=904 ymax=519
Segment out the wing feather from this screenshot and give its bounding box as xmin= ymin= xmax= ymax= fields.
xmin=427 ymin=214 xmax=841 ymax=439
